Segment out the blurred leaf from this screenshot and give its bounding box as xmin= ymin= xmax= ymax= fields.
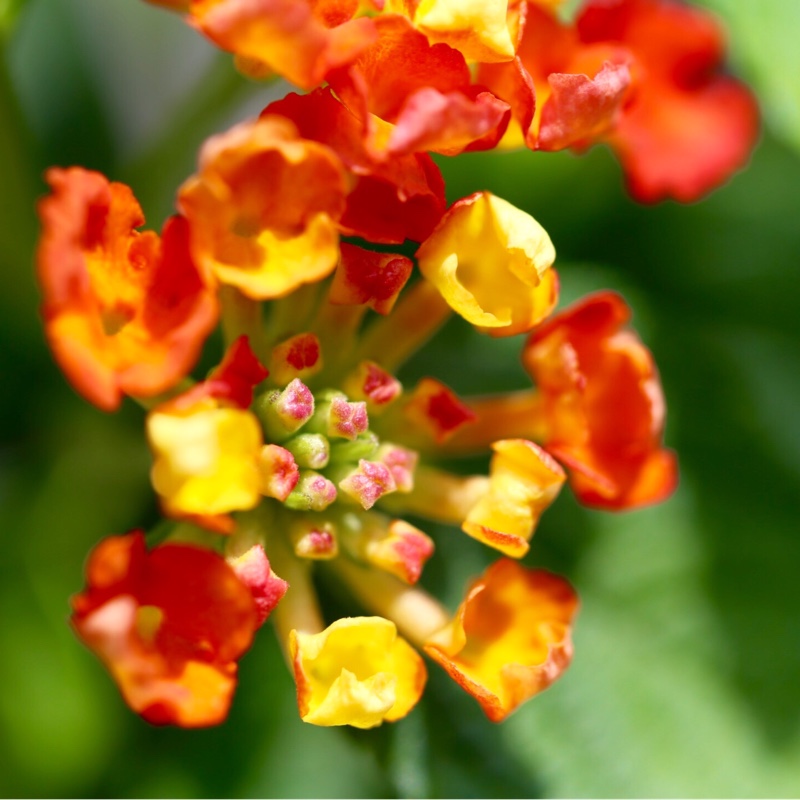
xmin=0 ymin=0 xmax=28 ymax=37
xmin=502 ymin=497 xmax=800 ymax=797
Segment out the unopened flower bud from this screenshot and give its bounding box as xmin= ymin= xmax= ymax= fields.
xmin=255 ymin=378 xmax=315 ymax=441
xmin=285 ymin=470 xmax=338 ymax=511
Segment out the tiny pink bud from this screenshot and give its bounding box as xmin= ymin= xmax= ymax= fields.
xmin=338 ymin=459 xmax=396 ymax=510
xmin=227 ymin=544 xmax=288 ymax=626
xmin=377 ymin=443 xmax=418 ymax=493
xmin=258 ymin=444 xmax=300 ymax=502
xmin=329 ymin=396 xmax=369 ymax=440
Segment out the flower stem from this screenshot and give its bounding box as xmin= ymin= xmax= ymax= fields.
xmin=329 ymin=557 xmax=450 ymax=648
xmin=354 ymin=280 xmax=452 ymax=373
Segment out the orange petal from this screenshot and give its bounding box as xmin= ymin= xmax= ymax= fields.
xmin=523 ymin=291 xmax=678 ymax=509
xmin=190 ymin=0 xmax=377 ymax=89
xmin=425 ymin=559 xmax=578 ymax=722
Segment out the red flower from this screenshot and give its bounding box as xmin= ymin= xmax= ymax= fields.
xmin=577 ymin=0 xmax=759 ymax=202
xmin=523 ymin=291 xmax=677 ymax=509
xmin=71 ymin=532 xmax=259 ymax=727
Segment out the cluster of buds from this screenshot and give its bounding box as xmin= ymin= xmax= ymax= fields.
xmin=37 ymin=0 xmax=755 ymax=728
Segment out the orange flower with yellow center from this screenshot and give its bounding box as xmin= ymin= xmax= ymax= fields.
xmin=37 ymin=167 xmax=218 ymax=411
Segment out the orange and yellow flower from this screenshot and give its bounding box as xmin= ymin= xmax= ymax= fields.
xmin=425 ymin=558 xmax=578 ymax=722
xmin=178 ymin=115 xmax=347 ymax=300
xmin=37 ymin=167 xmax=218 ymax=411
xmin=71 ymin=531 xmax=259 ymax=726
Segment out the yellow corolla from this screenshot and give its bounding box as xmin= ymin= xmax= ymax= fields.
xmin=462 ymin=438 xmax=565 ymax=557
xmin=416 ymin=192 xmax=558 ymax=336
xmin=387 ymin=0 xmax=515 ymax=63
xmin=425 ymin=559 xmax=578 ymax=722
xmin=148 ymin=399 xmax=263 ymax=517
xmin=290 ymin=616 xmax=427 ymax=728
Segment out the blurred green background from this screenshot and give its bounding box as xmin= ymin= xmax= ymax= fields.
xmin=1 ymin=0 xmax=799 ymax=796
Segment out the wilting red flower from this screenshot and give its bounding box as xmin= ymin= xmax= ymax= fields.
xmin=478 ymin=2 xmax=631 ymax=151
xmin=522 ymin=291 xmax=677 ymax=509
xmin=425 ymin=558 xmax=578 ymax=722
xmin=483 ymin=0 xmax=758 ymax=201
xmin=37 ymin=167 xmax=218 ymax=411
xmin=71 ymin=532 xmax=259 ymax=727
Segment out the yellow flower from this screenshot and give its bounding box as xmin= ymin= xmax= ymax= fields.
xmin=462 ymin=438 xmax=565 ymax=557
xmin=148 ymin=399 xmax=263 ymax=518
xmin=290 ymin=616 xmax=426 ymax=728
xmin=416 ymin=191 xmax=558 ymax=336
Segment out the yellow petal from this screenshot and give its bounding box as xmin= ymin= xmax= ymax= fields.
xmin=148 ymin=405 xmax=263 ymax=516
xmin=290 ymin=616 xmax=426 ymax=728
xmin=462 ymin=439 xmax=565 ymax=557
xmin=402 ymin=0 xmax=515 ymax=63
xmin=416 ymin=192 xmax=557 ymax=336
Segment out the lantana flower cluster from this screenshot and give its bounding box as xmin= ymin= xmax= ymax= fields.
xmin=38 ymin=0 xmax=756 ymax=728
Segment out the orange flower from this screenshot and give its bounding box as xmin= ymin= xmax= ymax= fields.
xmin=37 ymin=167 xmax=218 ymax=411
xmin=522 ymin=291 xmax=677 ymax=509
xmin=187 ymin=0 xmax=377 ymax=89
xmin=71 ymin=532 xmax=259 ymax=727
xmin=327 ymin=15 xmax=510 ymax=158
xmin=577 ymin=0 xmax=759 ymax=202
xmin=425 ymin=558 xmax=578 ymax=722
xmin=178 ymin=116 xmax=347 ymax=300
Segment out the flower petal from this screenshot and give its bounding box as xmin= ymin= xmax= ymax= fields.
xmin=425 ymin=559 xmax=577 ymax=722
